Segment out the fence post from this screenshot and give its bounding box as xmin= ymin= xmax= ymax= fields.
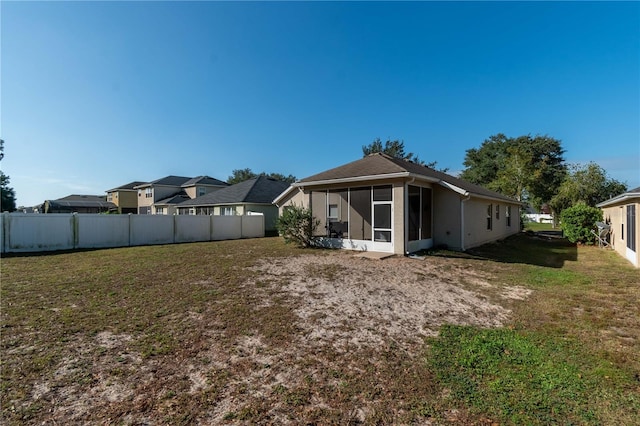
xmin=72 ymin=213 xmax=79 ymax=249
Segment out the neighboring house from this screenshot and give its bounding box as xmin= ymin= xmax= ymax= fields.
xmin=44 ymin=195 xmax=116 ymax=214
xmin=274 ymin=153 xmax=522 ymax=255
xmin=597 ymin=186 xmax=639 ymax=268
xmin=177 ymin=176 xmax=290 ymax=231
xmin=134 ymin=175 xmax=228 ymax=215
xmin=106 ymin=181 xmax=147 ymax=214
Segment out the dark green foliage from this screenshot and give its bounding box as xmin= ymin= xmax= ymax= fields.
xmin=362 ymin=138 xmax=447 ymax=171
xmin=275 ymin=205 xmax=319 ymax=248
xmin=227 ymin=168 xmax=296 ymax=185
xmin=1 ymin=139 xmax=17 ymax=212
xmin=461 ymin=134 xmax=567 ymax=208
xmin=551 ymin=162 xmax=627 ymax=214
xmin=560 ymin=203 xmax=603 ymax=244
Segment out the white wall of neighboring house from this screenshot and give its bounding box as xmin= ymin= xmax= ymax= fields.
xmin=525 ymin=213 xmax=553 ymax=223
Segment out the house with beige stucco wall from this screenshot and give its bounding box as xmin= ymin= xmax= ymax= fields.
xmin=274 ymin=153 xmax=522 ymax=255
xmin=597 ymin=187 xmax=639 ymax=268
xmin=106 ymin=181 xmax=147 ymax=214
xmin=134 ymin=175 xmax=228 ymax=215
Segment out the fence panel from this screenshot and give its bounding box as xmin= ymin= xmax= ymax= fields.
xmin=3 ymin=213 xmax=74 ymax=252
xmin=212 ymin=216 xmax=242 ymax=240
xmin=77 ymin=214 xmax=130 ymax=249
xmin=242 ymin=215 xmax=265 ymax=239
xmin=1 ymin=213 xmax=265 ymax=253
xmin=175 ymin=215 xmax=211 ymax=243
xmin=130 ymin=215 xmax=174 ymax=246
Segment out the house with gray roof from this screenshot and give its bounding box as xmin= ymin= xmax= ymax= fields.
xmin=177 ymin=176 xmax=290 ymax=231
xmin=133 ymin=175 xmax=228 ymax=215
xmin=44 ymin=195 xmax=116 ymax=214
xmin=274 ymin=153 xmax=522 ymax=254
xmin=106 ymin=181 xmax=147 ymax=214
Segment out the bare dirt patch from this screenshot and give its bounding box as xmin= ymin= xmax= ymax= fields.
xmin=250 ymin=251 xmax=514 ymax=352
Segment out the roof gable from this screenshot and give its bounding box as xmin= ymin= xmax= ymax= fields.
xmin=181 ymin=175 xmax=229 ymax=187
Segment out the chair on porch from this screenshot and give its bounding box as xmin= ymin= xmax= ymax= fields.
xmin=591 ymin=221 xmax=611 ymax=248
xmin=327 ymin=220 xmax=348 ymax=238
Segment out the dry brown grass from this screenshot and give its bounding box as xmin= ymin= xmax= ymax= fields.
xmin=1 ymin=235 xmax=638 ymax=424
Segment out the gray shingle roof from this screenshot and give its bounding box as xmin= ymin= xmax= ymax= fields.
xmin=106 ymin=181 xmax=147 ymax=192
xmin=297 ymin=153 xmax=518 ymax=203
xmin=179 ymin=176 xmax=290 ymax=207
xmin=134 ymin=176 xmax=193 ymax=188
xmin=155 ymin=191 xmax=191 ymax=205
xmin=181 ymin=175 xmax=229 ymax=187
xmin=47 ymin=195 xmax=116 ymax=209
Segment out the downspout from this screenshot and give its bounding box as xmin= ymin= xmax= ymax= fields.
xmin=460 ymin=193 xmax=471 ymax=251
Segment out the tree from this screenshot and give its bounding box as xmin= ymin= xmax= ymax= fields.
xmin=460 ymin=134 xmax=567 ymax=209
xmin=227 ymin=168 xmax=296 ymax=185
xmin=550 ymin=162 xmax=627 ymax=214
xmin=362 ymin=138 xmax=448 ymax=171
xmin=0 ymin=139 xmax=17 ymax=212
xmin=560 ymin=203 xmax=603 ymax=245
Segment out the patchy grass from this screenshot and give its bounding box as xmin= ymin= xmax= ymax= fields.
xmin=523 ymin=221 xmax=557 ymax=232
xmin=2 ymin=234 xmax=639 ymax=424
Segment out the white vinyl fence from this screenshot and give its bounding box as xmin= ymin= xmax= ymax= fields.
xmin=0 ymin=213 xmax=265 ymax=254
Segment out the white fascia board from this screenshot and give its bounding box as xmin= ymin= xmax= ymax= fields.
xmin=294 ymin=172 xmax=412 ymax=188
xmin=596 ymin=193 xmax=640 ymax=208
xmin=273 ymin=185 xmax=296 ymax=206
xmin=438 ymin=180 xmax=469 ymax=196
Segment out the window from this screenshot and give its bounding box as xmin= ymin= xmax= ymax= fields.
xmin=328 ymin=204 xmax=338 ymax=219
xmin=107 ymin=193 xmax=113 ymax=202
xmin=145 ymin=188 xmax=153 ymax=198
xmin=496 ymin=205 xmax=500 ymax=220
xmin=198 ymin=187 xmax=206 ymax=197
xmin=627 ymin=205 xmax=636 ymax=251
xmin=221 ymin=206 xmax=236 ymax=216
xmin=156 ymin=207 xmax=164 ymax=215
xmin=506 ymin=206 xmax=512 ymax=227
xmin=487 ymin=204 xmax=493 ymax=230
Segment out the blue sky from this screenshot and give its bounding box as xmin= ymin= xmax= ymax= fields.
xmin=2 ymin=1 xmax=639 ymax=207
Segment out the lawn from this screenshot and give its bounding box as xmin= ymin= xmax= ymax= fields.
xmin=1 ymin=234 xmax=639 ymax=424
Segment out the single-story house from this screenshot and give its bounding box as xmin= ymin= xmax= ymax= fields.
xmin=274 ymin=153 xmax=522 ymax=254
xmin=597 ymin=186 xmax=639 ymax=268
xmin=44 ymin=195 xmax=116 ymax=214
xmin=177 ymin=176 xmax=290 ymax=232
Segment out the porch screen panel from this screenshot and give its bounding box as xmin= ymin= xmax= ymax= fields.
xmin=421 ymin=188 xmax=432 ymax=239
xmin=628 ymin=205 xmax=636 ymax=251
xmin=325 ymin=190 xmax=349 ymax=238
xmin=408 ymin=186 xmax=420 ymax=241
xmin=311 ymin=191 xmax=327 ymax=237
xmin=349 ymin=187 xmax=372 ymax=240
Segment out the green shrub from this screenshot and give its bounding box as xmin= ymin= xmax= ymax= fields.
xmin=560 ymin=203 xmax=602 ymax=244
xmin=275 ymin=205 xmax=319 ymax=248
